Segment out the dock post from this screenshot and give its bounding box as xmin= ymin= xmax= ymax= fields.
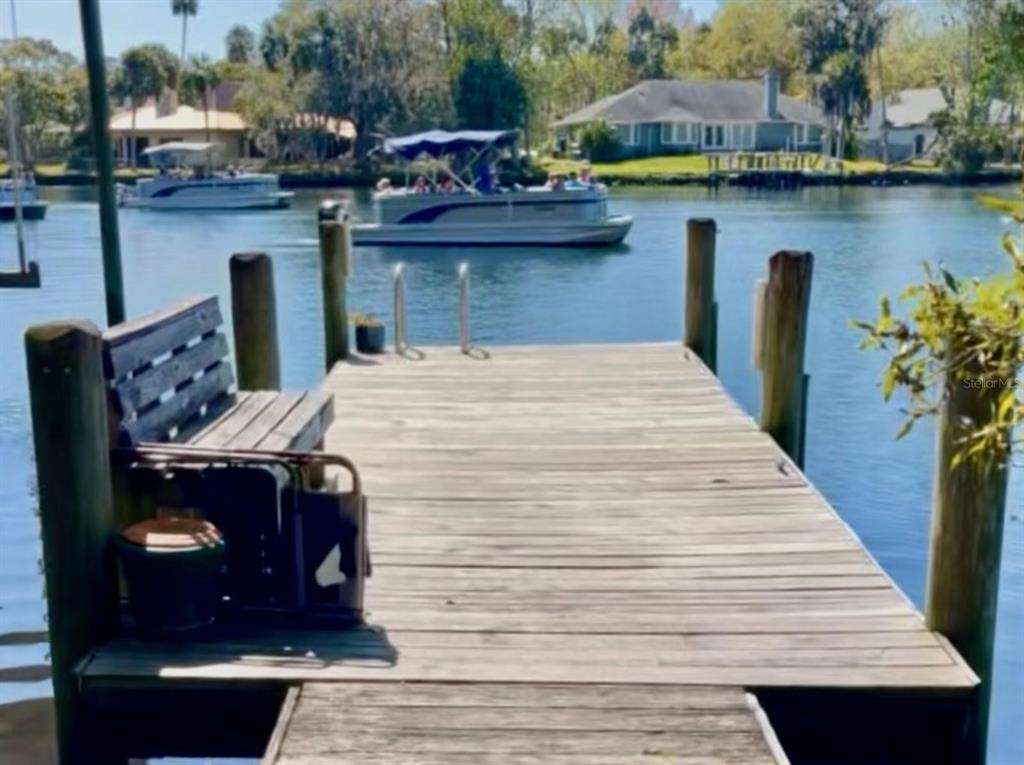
xmin=759 ymin=251 xmax=813 ymax=466
xmin=25 ymin=321 xmax=120 ymax=764
xmin=230 ymin=252 xmax=281 ymax=390
xmin=319 ymin=221 xmax=351 ymax=368
xmin=926 ymin=358 xmax=1012 ymax=765
xmin=683 ymin=218 xmax=717 ymax=372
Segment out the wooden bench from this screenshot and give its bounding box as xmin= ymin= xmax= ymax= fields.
xmin=103 ymin=294 xmax=332 ymax=453
xmin=103 ymin=294 xmax=365 ymax=620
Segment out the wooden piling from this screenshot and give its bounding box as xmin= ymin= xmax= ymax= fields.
xmin=230 ymin=252 xmax=281 ymax=390
xmin=683 ymin=218 xmax=717 ymax=371
xmin=926 ymin=360 xmax=1012 ymax=764
xmin=25 ymin=320 xmax=120 ymax=764
xmin=319 ymin=221 xmax=351 ymax=368
xmin=759 ymin=250 xmax=813 ymax=466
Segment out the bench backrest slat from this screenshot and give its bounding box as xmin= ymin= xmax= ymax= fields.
xmin=102 ymin=294 xmax=235 ymax=446
xmin=120 ymin=362 xmax=235 ymax=445
xmin=104 ymin=296 xmax=223 ymax=380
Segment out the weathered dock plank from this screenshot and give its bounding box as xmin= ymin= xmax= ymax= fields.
xmin=77 ymin=342 xmax=977 ymax=761
xmin=270 ymin=683 xmax=787 ymax=765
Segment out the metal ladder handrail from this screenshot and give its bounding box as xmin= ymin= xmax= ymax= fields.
xmin=393 ymin=262 xmax=408 ymax=354
xmin=458 ymin=262 xmax=471 ymax=354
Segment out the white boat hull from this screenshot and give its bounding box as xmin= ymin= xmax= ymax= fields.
xmin=353 ymin=215 xmax=633 ymax=246
xmin=122 ymin=191 xmax=294 ymax=210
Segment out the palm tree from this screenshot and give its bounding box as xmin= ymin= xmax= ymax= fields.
xmin=182 ymin=56 xmax=222 ymax=141
xmin=113 ymin=47 xmax=166 ymax=167
xmin=171 ymin=0 xmax=199 ymax=66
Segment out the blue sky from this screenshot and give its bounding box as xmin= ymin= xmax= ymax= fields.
xmin=6 ymin=0 xmax=723 ymax=59
xmin=8 ymin=0 xmax=284 ymax=59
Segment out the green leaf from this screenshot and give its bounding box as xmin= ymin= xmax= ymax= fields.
xmin=941 ymin=268 xmax=959 ymax=293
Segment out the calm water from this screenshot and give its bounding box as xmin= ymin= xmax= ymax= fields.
xmin=0 ymin=184 xmax=1021 ymax=763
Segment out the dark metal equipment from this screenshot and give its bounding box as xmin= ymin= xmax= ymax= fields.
xmin=115 ymin=444 xmax=370 ymax=625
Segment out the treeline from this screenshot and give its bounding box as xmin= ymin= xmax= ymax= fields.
xmin=1 ymin=0 xmax=1022 ymax=171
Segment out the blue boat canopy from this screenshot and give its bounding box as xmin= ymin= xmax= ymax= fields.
xmin=383 ymin=130 xmax=519 ymax=159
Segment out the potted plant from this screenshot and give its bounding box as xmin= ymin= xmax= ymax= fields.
xmin=352 ymin=312 xmax=386 ymax=354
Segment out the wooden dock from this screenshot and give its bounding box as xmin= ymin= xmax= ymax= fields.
xmin=78 ymin=343 xmax=977 ymax=762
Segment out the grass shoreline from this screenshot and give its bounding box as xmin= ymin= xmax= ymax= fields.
xmin=9 ymin=157 xmax=1020 ymax=189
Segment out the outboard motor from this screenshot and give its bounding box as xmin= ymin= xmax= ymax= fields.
xmin=318 ymin=199 xmax=348 ymax=223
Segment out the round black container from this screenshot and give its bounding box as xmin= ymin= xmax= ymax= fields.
xmin=356 ymin=323 xmax=386 ymax=354
xmin=117 ymin=518 xmax=226 ymax=637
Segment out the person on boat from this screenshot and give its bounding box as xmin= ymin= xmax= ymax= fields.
xmin=439 ymin=177 xmax=455 ymax=194
xmin=545 ymin=173 xmax=566 ymax=191
xmin=579 ymin=165 xmax=594 ymax=185
xmin=413 ymin=175 xmax=431 ymax=194
xmin=474 ymin=154 xmax=495 ymax=193
xmin=376 ymin=177 xmax=393 ymax=194
xmin=565 ymin=171 xmax=589 ymax=190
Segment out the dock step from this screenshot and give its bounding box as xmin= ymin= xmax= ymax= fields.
xmin=266 ymin=682 xmax=789 ymax=765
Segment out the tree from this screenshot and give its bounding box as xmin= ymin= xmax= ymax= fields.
xmin=255 ymin=0 xmax=451 ymax=165
xmin=181 ymin=55 xmax=222 ymax=141
xmin=578 ymin=119 xmax=621 ymax=161
xmin=0 ymin=39 xmax=85 ymax=166
xmin=171 ymin=0 xmax=199 ymax=65
xmin=111 ymin=46 xmax=168 ymax=166
xmin=454 ymin=52 xmax=528 ymax=128
xmin=794 ymin=0 xmax=887 ymax=159
xmin=225 ymin=24 xmax=256 ymax=64
xmin=668 ymin=0 xmax=804 ymax=94
xmin=234 ymin=67 xmax=304 ymax=162
xmin=626 ymin=6 xmax=678 ymax=80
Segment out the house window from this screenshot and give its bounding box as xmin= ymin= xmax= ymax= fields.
xmin=731 ymin=124 xmax=754 ymax=148
xmin=616 ymin=123 xmax=640 ymax=146
xmin=704 ymin=124 xmax=726 ymax=149
xmin=662 ymin=122 xmax=695 ymax=145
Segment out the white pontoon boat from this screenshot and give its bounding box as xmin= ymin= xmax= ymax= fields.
xmin=0 ymin=176 xmax=46 ymax=221
xmin=351 ymin=130 xmax=632 ymax=247
xmin=118 ymin=142 xmax=294 ymax=211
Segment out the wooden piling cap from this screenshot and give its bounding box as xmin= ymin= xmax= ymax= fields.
xmin=121 ymin=518 xmax=223 ymax=550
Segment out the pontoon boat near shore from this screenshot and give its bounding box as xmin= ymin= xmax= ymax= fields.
xmin=349 ymin=130 xmax=632 ymax=247
xmin=0 ymin=176 xmax=47 ymax=221
xmin=117 ymin=142 xmax=294 ymax=211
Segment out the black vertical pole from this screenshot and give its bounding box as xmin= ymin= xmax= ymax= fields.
xmin=78 ymin=0 xmax=125 ymax=326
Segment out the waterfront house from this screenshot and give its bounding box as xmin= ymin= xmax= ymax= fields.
xmin=552 ymin=71 xmax=825 ymax=159
xmin=110 ymin=85 xmax=355 ymax=165
xmin=862 ymin=87 xmax=1016 ymax=163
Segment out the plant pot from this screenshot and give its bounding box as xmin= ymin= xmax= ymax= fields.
xmin=356 ymin=323 xmax=386 ymax=354
xmin=117 ymin=517 xmax=225 ymax=638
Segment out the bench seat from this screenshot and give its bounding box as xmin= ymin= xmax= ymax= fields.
xmin=185 ymin=389 xmax=334 ymax=454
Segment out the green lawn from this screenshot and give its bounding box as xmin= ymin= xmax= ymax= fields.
xmin=540 ymin=154 xmax=945 ymax=179
xmin=0 ymin=163 xmax=158 ymax=178
xmin=542 ymin=155 xmax=710 ymax=177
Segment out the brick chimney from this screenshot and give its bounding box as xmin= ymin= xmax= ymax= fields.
xmin=763 ymin=68 xmax=780 ymax=120
xmin=156 ymin=87 xmax=178 ymax=118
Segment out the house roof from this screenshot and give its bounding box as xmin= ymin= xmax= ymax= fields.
xmin=110 ymin=103 xmax=357 ymax=139
xmin=553 ymin=80 xmax=824 ymax=127
xmin=883 ymin=87 xmax=1014 ymax=128
xmin=110 ymin=104 xmax=246 ymax=133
